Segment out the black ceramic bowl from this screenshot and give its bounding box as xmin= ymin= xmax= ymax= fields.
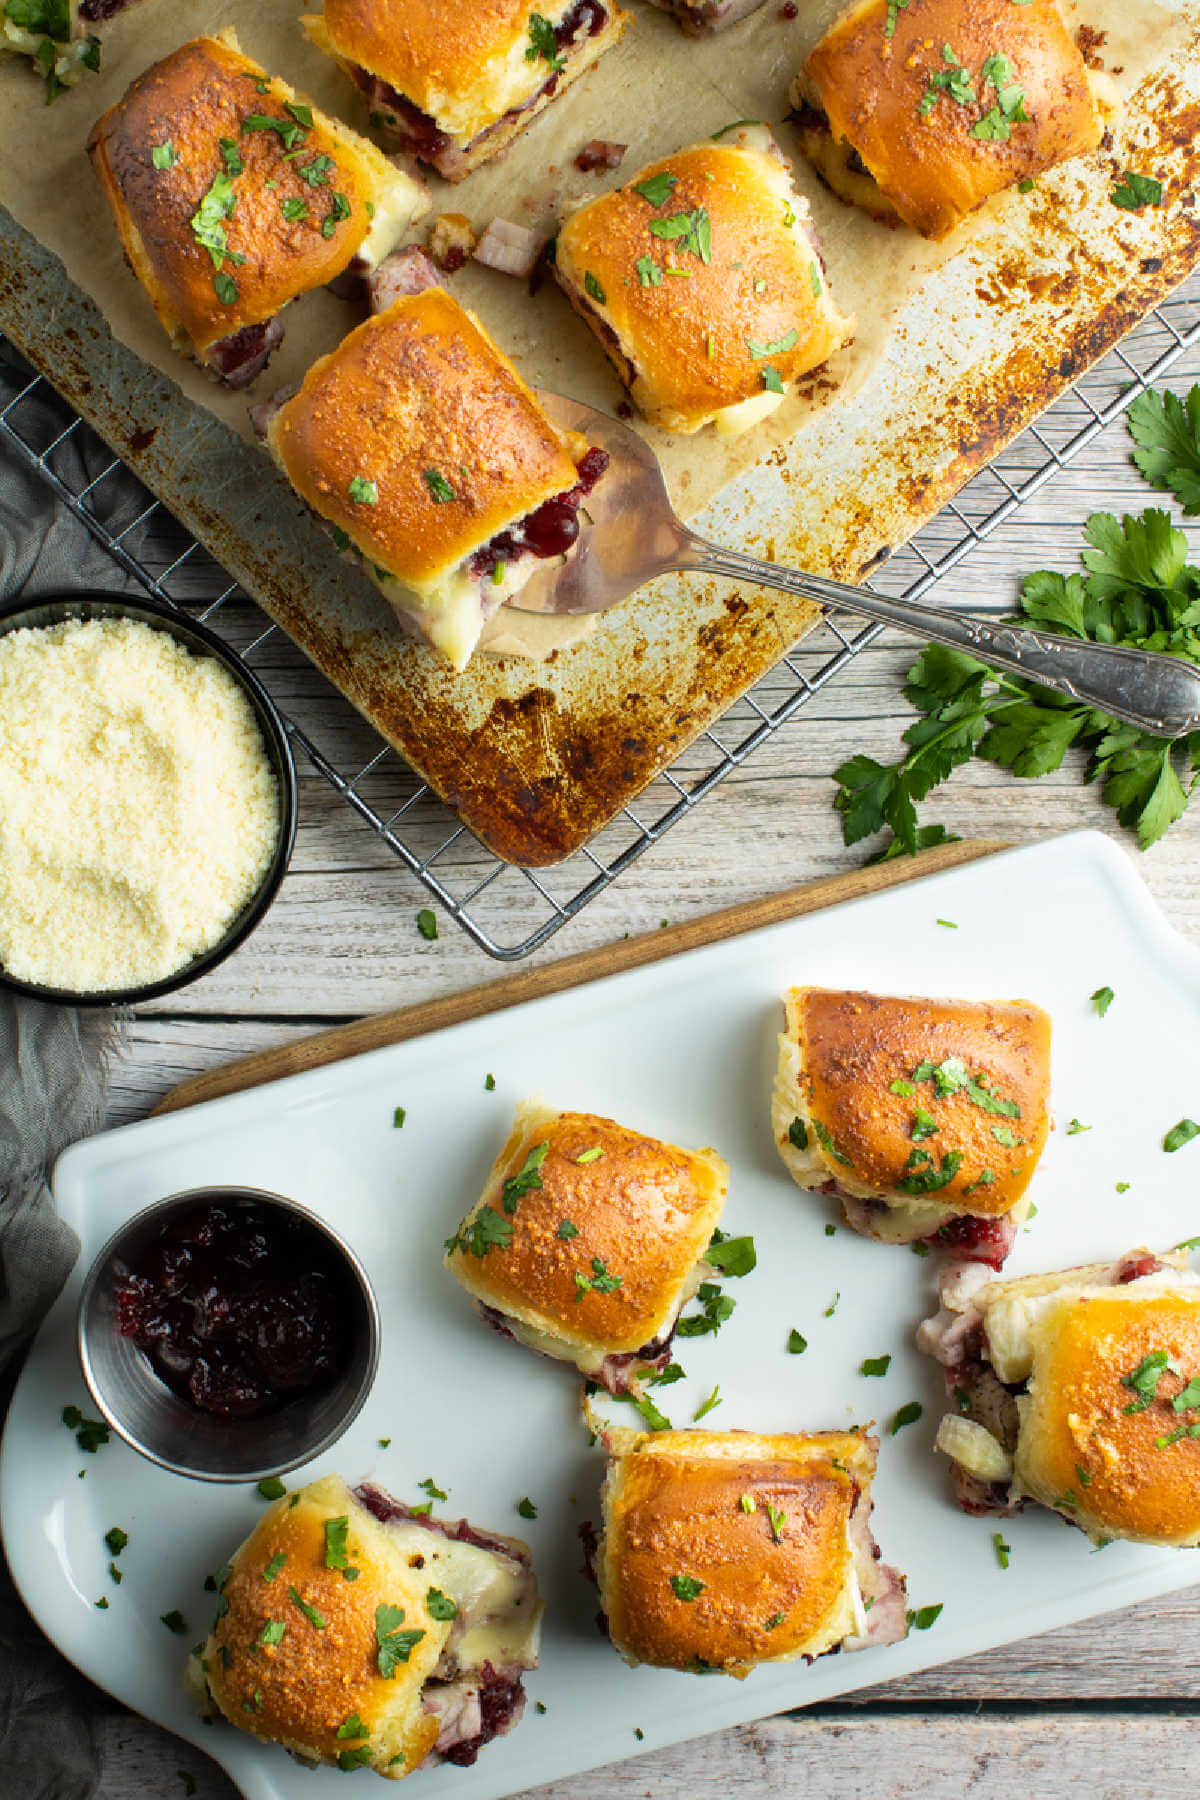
xmin=0 ymin=592 xmax=297 ymax=1007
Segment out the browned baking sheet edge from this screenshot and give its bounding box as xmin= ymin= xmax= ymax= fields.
xmin=1 ymin=61 xmax=1198 ymax=867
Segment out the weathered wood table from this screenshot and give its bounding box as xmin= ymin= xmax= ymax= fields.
xmin=44 ymin=276 xmax=1200 ymax=1797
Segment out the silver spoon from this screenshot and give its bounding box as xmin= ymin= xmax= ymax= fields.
xmin=512 ymin=392 xmax=1200 ymax=740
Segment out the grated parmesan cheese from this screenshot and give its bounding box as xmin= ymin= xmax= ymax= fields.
xmin=0 ymin=617 xmax=279 ymax=994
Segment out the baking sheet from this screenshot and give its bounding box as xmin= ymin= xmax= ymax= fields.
xmin=6 ymin=831 xmax=1200 ymax=1800
xmin=1 ymin=0 xmax=1199 ymax=862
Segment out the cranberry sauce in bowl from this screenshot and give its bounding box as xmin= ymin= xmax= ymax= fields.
xmin=114 ymin=1200 xmax=356 ymax=1418
xmin=78 ymin=1187 xmax=379 ymax=1482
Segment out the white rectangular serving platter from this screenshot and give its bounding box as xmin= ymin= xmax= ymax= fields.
xmin=5 ymin=829 xmax=1200 ymax=1800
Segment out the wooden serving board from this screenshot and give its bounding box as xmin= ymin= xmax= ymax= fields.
xmin=152 ymin=837 xmax=1006 ymax=1113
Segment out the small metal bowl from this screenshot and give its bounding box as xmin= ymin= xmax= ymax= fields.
xmin=0 ymin=592 xmax=297 ymax=1009
xmin=77 ymin=1187 xmax=380 ymax=1484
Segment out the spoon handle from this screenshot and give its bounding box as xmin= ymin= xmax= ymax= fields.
xmin=682 ymin=535 xmax=1200 ymax=740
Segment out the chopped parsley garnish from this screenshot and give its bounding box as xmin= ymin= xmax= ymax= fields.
xmin=809 ymin=262 xmax=822 ymax=297
xmin=338 ymin=1714 xmax=370 ymax=1743
xmin=670 ymin=1575 xmax=705 ymax=1601
xmin=1164 ymin=1118 xmax=1200 ymax=1153
xmin=242 ymin=112 xmax=307 ymax=151
xmin=764 ymin=1611 xmax=786 ymax=1630
xmin=909 ymin=1603 xmax=943 ymax=1630
xmin=160 ymin=1610 xmax=188 ymax=1635
xmin=1122 ymin=1349 xmax=1176 ymax=1413
xmin=94 ymin=1597 xmax=109 ymax=1610
xmin=285 ymin=1586 xmax=326 ymax=1629
xmin=788 ymin=1329 xmax=807 ymax=1354
xmin=1090 ymin=985 xmax=1115 ymax=1017
xmin=993 ymin=1532 xmax=1010 ymax=1570
xmin=740 ymin=1493 xmax=756 ymax=1513
xmin=693 ymin=1384 xmax=722 ymax=1421
xmin=747 ymin=328 xmax=799 ymax=361
xmin=151 ymin=142 xmax=177 ymax=171
xmin=1156 ymin=1421 xmax=1200 ymax=1449
xmin=761 ymin=367 xmax=784 ymax=395
xmin=813 ymin=1118 xmax=854 ymax=1167
xmin=632 ymin=172 xmax=679 ymax=206
xmin=890 ymin=1401 xmax=923 ymax=1434
xmin=525 ymin=11 xmax=566 ymax=67
xmin=630 ymin=1394 xmax=672 ymax=1431
xmin=426 ymin=1588 xmax=458 ymax=1621
xmin=1066 ymin=1119 xmax=1091 ymax=1136
xmin=825 ymin=1222 xmax=837 ymax=1237
xmin=204 ymin=1564 xmax=232 ymax=1593
xmin=281 ymin=196 xmax=309 ymax=223
xmin=517 ymin=1496 xmax=538 ymax=1519
xmin=325 ymin=1514 xmax=352 ymax=1570
xmin=766 ymin=1505 xmax=786 ymax=1542
xmin=583 ymin=270 xmax=606 ymax=304
xmin=557 ymin=1218 xmax=579 ymax=1240
xmin=576 ymin=1146 xmax=605 ymax=1165
xmin=911 ymin=1107 xmax=939 ymax=1141
xmin=376 ymin=1603 xmax=425 ymax=1677
xmin=899 ymin=1149 xmax=963 ymax=1194
xmin=648 ymin=208 xmax=712 ymax=264
xmin=503 ymin=1142 xmax=549 ymax=1212
xmin=884 ymin=0 xmax=910 ymax=34
xmin=213 ymin=271 xmax=238 ymax=306
xmin=1075 ymin=1464 xmax=1092 ymax=1488
xmin=262 ymin=1552 xmax=287 ymax=1583
xmin=1176 ymin=1235 xmax=1200 ymax=1250
xmin=1172 ymin=1374 xmax=1200 ymax=1412
xmin=418 ymin=1477 xmax=448 ymax=1502
xmin=259 ymin=1620 xmax=287 ymax=1646
xmin=417 ymin=908 xmax=437 ymax=940
xmin=484 ymin=1073 xmax=496 ymax=1090
xmin=861 ymin=1355 xmax=892 ymax=1377
xmin=393 ymin=1106 xmax=406 ymax=1128
xmin=824 ymin=1291 xmax=840 ymax=1318
xmin=219 ymin=137 xmax=244 ymax=176
xmin=635 ymin=255 xmax=662 ymax=288
xmin=676 ymin=1283 xmax=735 ymax=1337
xmin=937 ymin=918 xmax=958 ymax=928
xmin=911 ymin=1056 xmax=1020 ymax=1116
xmin=918 ymin=42 xmax=976 ymax=116
xmin=574 ymin=1257 xmax=623 ymax=1298
xmin=650 ymin=1362 xmax=685 ymax=1387
xmin=297 ymin=153 xmax=335 ymax=187
xmin=189 ymin=172 xmax=241 ymax=270
xmin=705 ymin=1232 xmax=756 ymax=1277
xmin=322 ymin=192 xmax=352 ymax=238
xmin=446 ymin=1208 xmax=513 ymax=1258
xmin=257 ymin=1477 xmax=286 ymax=1500
xmin=108 ymin=1562 xmax=123 ymax=1584
xmin=963 ymin=1169 xmax=996 ymax=1195
xmin=991 ymin=1124 xmax=1023 ymax=1147
xmin=104 ymin=1527 xmax=128 ymax=1556
xmin=911 ymin=1240 xmax=931 ymax=1256
xmin=348 ymin=475 xmax=378 ymax=505
xmin=422 ymin=468 xmax=456 ymax=504
xmin=1112 ymin=170 xmax=1164 ymax=210
xmin=788 ymin=1116 xmax=808 ymax=1150
xmin=890 ymin=1079 xmax=915 ymax=1097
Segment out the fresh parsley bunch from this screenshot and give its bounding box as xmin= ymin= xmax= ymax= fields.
xmin=833 ymin=386 xmax=1200 ymax=856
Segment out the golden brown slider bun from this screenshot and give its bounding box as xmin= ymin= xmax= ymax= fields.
xmin=792 ymin=0 xmax=1115 ymax=240
xmin=87 ymin=30 xmax=426 ymax=364
xmin=303 ymin=0 xmax=629 ymax=179
xmin=773 ymin=988 xmax=1051 ymax=1255
xmin=555 ymin=125 xmax=854 ymax=435
xmin=595 ymin=1427 xmax=907 ymax=1674
xmin=923 ymin=1249 xmax=1200 ymax=1545
xmin=188 ymin=1473 xmax=542 ymax=1777
xmin=444 ymin=1099 xmax=729 ymax=1384
xmin=266 ymin=290 xmax=590 ymax=669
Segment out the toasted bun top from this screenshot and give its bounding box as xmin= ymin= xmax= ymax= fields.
xmin=317 ymin=0 xmax=558 ymax=135
xmin=1017 ymin=1288 xmax=1200 ymax=1544
xmin=555 ymin=132 xmax=853 ymax=428
xmin=86 ymin=31 xmax=414 ymax=352
xmin=268 ymin=290 xmax=583 ymax=589
xmin=445 ymin=1099 xmax=729 ymax=1353
xmin=787 ymin=987 xmax=1051 ymax=1216
xmin=803 ymin=0 xmax=1103 ymax=239
xmin=196 ymin=1474 xmax=452 ymax=1775
xmin=599 ymin=1429 xmax=874 ymax=1672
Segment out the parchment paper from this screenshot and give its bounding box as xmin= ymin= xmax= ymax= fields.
xmin=0 ymin=0 xmax=1183 ymax=527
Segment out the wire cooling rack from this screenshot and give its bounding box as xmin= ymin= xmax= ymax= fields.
xmin=2 ymin=289 xmax=1200 ymax=960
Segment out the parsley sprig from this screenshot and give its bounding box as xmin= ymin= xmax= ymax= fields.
xmin=832 ymin=397 xmax=1200 ymax=855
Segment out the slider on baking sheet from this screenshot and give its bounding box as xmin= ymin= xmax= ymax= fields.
xmin=791 ymin=0 xmax=1120 ymax=240
xmin=86 ymin=29 xmax=427 ymax=388
xmin=263 ymin=289 xmax=610 ymax=669
xmin=443 ymin=1099 xmax=731 ymax=1393
xmin=554 ymin=125 xmax=855 ymax=437
xmin=187 ymin=1473 xmax=542 ymax=1776
xmin=919 ymin=1247 xmax=1200 ymax=1545
xmin=584 ymin=1426 xmax=908 ymax=1674
xmin=301 ymin=0 xmax=629 ymax=181
xmin=642 ymin=0 xmax=769 ymax=35
xmin=772 ymin=989 xmax=1051 ymax=1266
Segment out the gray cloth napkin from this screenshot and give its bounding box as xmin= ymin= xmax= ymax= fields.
xmin=1 ymin=337 xmax=138 ymax=1799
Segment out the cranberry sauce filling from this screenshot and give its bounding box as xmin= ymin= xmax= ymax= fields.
xmin=114 ymin=1202 xmax=354 ymax=1418
xmin=78 ymin=0 xmax=133 ymax=17
xmin=441 ymin=1665 xmax=527 ymax=1767
xmin=356 ymin=0 xmax=608 ymax=161
xmin=355 ymin=1481 xmax=530 ymax=1564
xmin=203 ymin=316 xmax=284 ymax=390
xmin=929 ymin=1210 xmax=1019 ymax=1271
xmin=467 ymin=447 xmax=609 ymax=581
